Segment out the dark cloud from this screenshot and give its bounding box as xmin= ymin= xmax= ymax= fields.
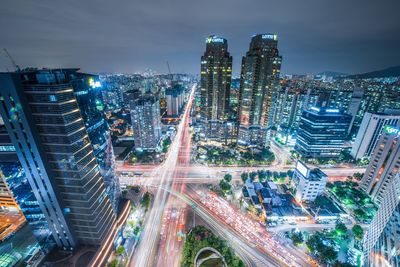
xmin=1 ymin=0 xmax=399 ymax=75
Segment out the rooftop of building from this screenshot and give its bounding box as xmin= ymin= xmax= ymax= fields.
xmin=306 ymin=168 xmax=328 ymax=182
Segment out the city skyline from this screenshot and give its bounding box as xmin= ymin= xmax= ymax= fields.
xmin=1 ymin=2 xmax=400 ymax=266
xmin=1 ymin=0 xmax=400 ymax=75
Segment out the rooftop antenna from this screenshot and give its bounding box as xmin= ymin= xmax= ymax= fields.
xmin=3 ymin=48 xmax=21 ymax=72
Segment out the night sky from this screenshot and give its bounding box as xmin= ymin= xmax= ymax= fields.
xmin=1 ymin=0 xmax=399 ymax=75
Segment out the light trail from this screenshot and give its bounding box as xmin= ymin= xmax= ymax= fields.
xmin=130 ymin=84 xmax=196 ymax=267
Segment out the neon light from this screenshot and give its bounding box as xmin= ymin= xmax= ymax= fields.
xmin=262 ymin=34 xmax=277 ymax=40
xmin=206 ymin=36 xmax=224 ymax=43
xmin=311 ymin=107 xmax=320 ymax=112
xmin=326 ymin=108 xmax=339 ymax=113
xmin=384 ymin=125 xmax=400 ymax=136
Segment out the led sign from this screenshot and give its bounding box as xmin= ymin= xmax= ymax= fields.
xmin=384 ymin=125 xmax=400 ymax=136
xmin=296 ymin=161 xmax=309 ymax=178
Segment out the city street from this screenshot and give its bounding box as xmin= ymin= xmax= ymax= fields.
xmin=126 ymin=84 xmax=325 ymax=267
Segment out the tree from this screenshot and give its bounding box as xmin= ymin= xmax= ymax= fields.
xmin=290 ymin=231 xmax=304 ymax=246
xmin=319 ymin=245 xmax=338 ymax=263
xmin=306 ymin=233 xmax=323 ymax=253
xmin=133 ymin=226 xmax=140 ymax=236
xmin=116 ymin=245 xmax=125 ymax=256
xmin=249 ymin=172 xmax=257 ymax=182
xmin=241 ymin=172 xmax=249 ymax=183
xmin=335 ymin=222 xmax=348 ymax=236
xmin=219 ymin=179 xmax=231 ymax=194
xmin=352 ymin=225 xmax=364 ymax=240
xmin=141 ymin=192 xmax=151 ymax=210
xmin=224 ymin=173 xmax=233 ymax=183
xmin=258 ymin=170 xmax=266 ymax=181
xmin=109 ymin=259 xmax=118 ymax=267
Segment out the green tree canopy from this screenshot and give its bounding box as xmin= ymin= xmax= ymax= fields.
xmin=352 ymin=225 xmax=364 ymax=240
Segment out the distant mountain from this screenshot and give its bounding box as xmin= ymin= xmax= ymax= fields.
xmin=316 ymin=71 xmax=348 ymax=78
xmin=346 ymin=66 xmax=400 ymax=79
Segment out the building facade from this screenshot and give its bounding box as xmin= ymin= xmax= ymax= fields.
xmin=293 ymin=161 xmax=328 ymax=202
xmin=360 ymin=125 xmax=400 ymax=206
xmin=237 ymin=34 xmax=282 ymax=146
xmin=295 ymin=107 xmax=352 ymax=158
xmin=166 ymin=84 xmax=184 ymax=118
xmin=363 ymin=173 xmax=400 ymax=266
xmin=130 ymin=94 xmax=162 ymax=151
xmin=200 ymin=35 xmax=232 ymax=122
xmin=70 ymin=72 xmax=120 ymax=214
xmin=351 ymin=112 xmax=400 ymax=160
xmin=0 ymin=70 xmax=116 ymax=250
xmin=274 ymin=87 xmax=312 ymax=133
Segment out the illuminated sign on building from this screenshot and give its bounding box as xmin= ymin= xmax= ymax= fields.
xmin=326 ymin=109 xmax=340 ymax=113
xmin=384 ymin=125 xmax=400 ymax=137
xmin=89 ymin=78 xmax=102 ymax=88
xmin=296 ymin=160 xmax=309 ymax=178
xmin=261 ymin=34 xmax=277 ymax=40
xmin=206 ymin=36 xmax=225 ymax=44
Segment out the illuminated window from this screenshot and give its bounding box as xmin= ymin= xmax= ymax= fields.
xmin=49 ymin=95 xmax=57 ymax=102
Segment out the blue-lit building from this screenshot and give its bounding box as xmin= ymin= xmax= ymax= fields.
xmin=69 ymin=72 xmax=120 ymax=214
xmin=0 ymin=69 xmax=116 ymax=250
xmin=0 ymin=120 xmax=52 ymax=249
xmin=0 ymin=163 xmax=52 ymax=247
xmin=295 ymin=107 xmax=352 ymax=158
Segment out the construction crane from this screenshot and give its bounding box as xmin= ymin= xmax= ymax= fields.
xmin=166 ymin=61 xmax=175 ymax=87
xmin=3 ymin=48 xmax=21 ymax=72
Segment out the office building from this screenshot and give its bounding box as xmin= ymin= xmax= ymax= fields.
xmin=0 ymin=170 xmax=20 ymax=211
xmin=237 ymin=34 xmax=282 ymax=146
xmin=0 ymin=69 xmax=116 ymax=250
xmin=346 ymin=87 xmax=364 ymax=135
xmin=200 ymin=35 xmax=232 ymax=122
xmin=0 ymin=163 xmax=52 ymax=246
xmin=130 ymin=94 xmax=162 ymax=151
xmin=294 ymin=107 xmax=352 ymax=158
xmin=0 ymin=118 xmax=18 ymax=163
xmin=351 ymin=84 xmax=400 ymax=135
xmin=274 ymin=87 xmax=311 ymax=133
xmin=166 ymin=84 xmax=184 ymax=118
xmin=351 ymin=112 xmax=400 ymax=160
xmin=71 ymin=73 xmax=120 ymax=214
xmin=123 ymin=89 xmax=141 ymax=108
xmin=363 ymin=173 xmax=400 ymax=266
xmin=293 ymin=161 xmax=328 ymax=202
xmin=360 ymin=125 xmax=400 ymax=206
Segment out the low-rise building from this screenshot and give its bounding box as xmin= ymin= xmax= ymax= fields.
xmin=293 ymin=160 xmax=328 ymax=202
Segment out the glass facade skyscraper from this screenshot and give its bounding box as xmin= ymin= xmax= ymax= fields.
xmin=70 ymin=72 xmax=120 ymax=214
xmin=0 ymin=69 xmax=116 ymax=250
xmin=294 ymin=107 xmax=352 ymax=158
